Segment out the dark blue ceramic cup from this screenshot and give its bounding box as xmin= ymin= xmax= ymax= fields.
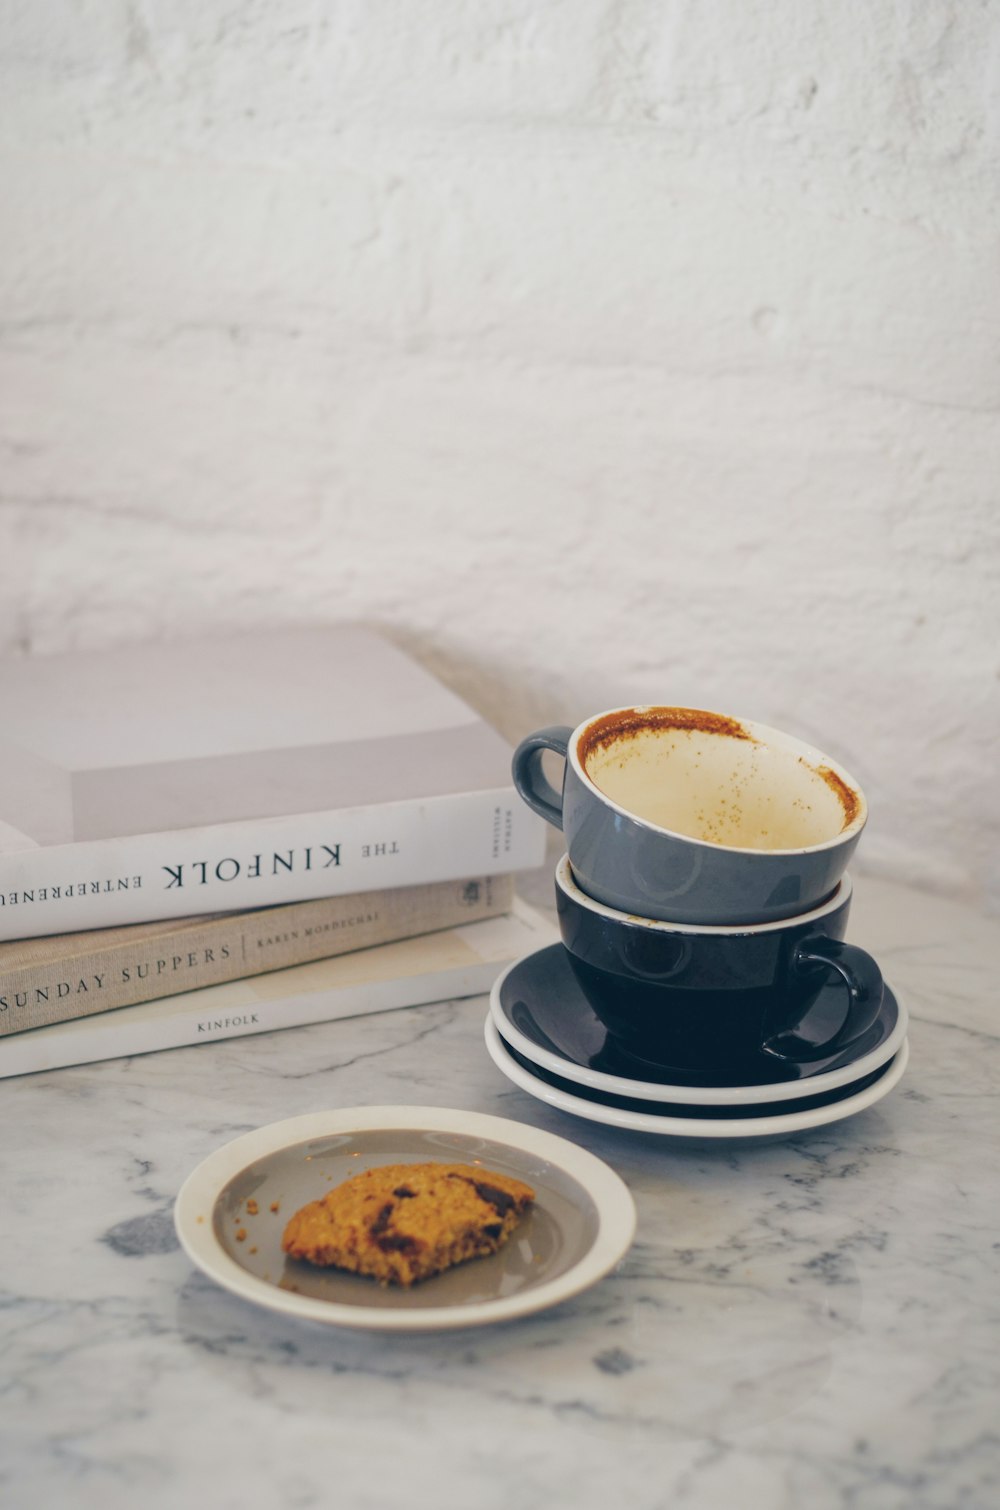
xmin=513 ymin=706 xmax=867 ymax=925
xmin=554 ymin=856 xmax=883 ymax=1073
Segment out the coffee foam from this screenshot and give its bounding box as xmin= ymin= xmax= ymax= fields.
xmin=580 ymin=711 xmax=858 ymax=852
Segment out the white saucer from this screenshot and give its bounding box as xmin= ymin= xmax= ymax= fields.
xmin=491 ymin=946 xmax=908 ymax=1106
xmin=485 ymin=1016 xmax=910 ymax=1141
xmin=174 ymin=1105 xmax=636 ymax=1332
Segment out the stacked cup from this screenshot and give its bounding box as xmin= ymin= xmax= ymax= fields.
xmin=495 ymin=706 xmax=905 ymax=1131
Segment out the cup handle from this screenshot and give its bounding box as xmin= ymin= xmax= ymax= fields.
xmin=511 ymin=726 xmax=573 ymax=829
xmin=764 ymin=936 xmax=884 ymax=1063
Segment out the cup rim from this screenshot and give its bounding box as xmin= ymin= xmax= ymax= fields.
xmin=567 ymin=705 xmax=867 ymax=857
xmin=555 ymin=853 xmax=853 ymax=936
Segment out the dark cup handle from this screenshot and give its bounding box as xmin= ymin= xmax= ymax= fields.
xmin=511 ymin=726 xmax=573 ymax=830
xmin=764 ymin=935 xmax=884 ymax=1063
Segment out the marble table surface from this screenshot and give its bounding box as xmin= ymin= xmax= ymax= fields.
xmin=1 ymin=871 xmax=997 ymax=1510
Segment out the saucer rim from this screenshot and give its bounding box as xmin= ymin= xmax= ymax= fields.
xmin=484 ymin=1015 xmax=910 ymax=1140
xmin=490 ymin=944 xmax=906 ymax=1106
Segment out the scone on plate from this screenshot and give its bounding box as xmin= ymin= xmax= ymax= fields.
xmin=281 ymin=1161 xmax=535 ymax=1287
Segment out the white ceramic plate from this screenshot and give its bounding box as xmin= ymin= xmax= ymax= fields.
xmin=485 ymin=1017 xmax=910 ymax=1141
xmin=491 ymin=946 xmax=908 ymax=1106
xmin=174 ymin=1105 xmax=636 ymax=1332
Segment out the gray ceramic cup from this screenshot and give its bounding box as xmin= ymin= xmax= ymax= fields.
xmin=512 ymin=706 xmax=868 ymax=926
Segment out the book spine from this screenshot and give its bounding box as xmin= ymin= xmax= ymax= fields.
xmin=0 ymin=874 xmax=513 ymax=1037
xmin=0 ymin=787 xmax=544 ymax=942
xmin=0 ymin=954 xmax=507 ymax=1081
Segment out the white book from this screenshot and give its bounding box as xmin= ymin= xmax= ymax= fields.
xmin=0 ymin=626 xmax=545 ymax=940
xmin=0 ymin=899 xmax=557 ymax=1079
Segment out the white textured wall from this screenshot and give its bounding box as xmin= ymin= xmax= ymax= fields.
xmin=2 ymin=1 xmax=998 ymax=909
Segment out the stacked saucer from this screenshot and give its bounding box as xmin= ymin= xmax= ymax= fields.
xmin=486 ymin=941 xmax=909 ymax=1141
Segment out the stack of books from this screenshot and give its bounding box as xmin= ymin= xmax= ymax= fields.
xmin=0 ymin=626 xmax=550 ymax=1077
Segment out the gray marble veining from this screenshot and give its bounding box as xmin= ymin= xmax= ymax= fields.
xmin=1 ymin=874 xmax=997 ymax=1510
